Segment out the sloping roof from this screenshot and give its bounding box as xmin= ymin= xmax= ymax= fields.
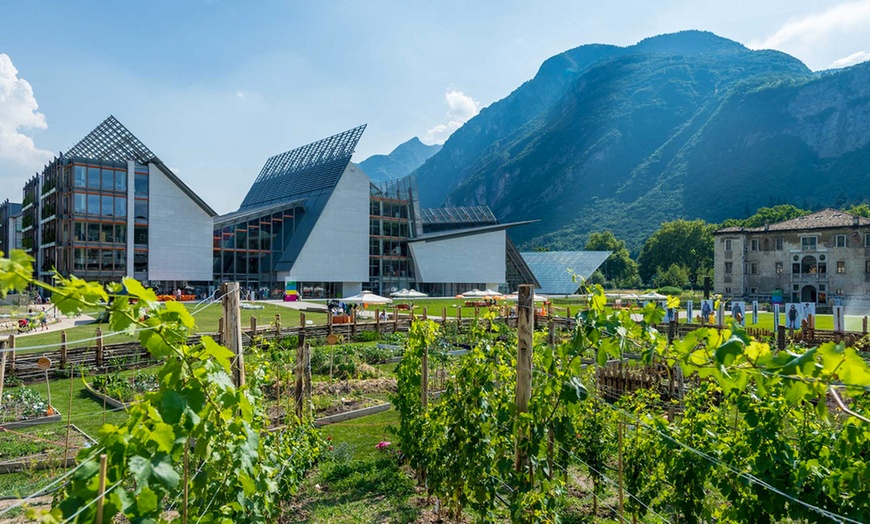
xmin=63 ymin=116 xmax=216 ymax=217
xmin=519 ymin=251 xmax=611 ymax=294
xmin=65 ymin=115 xmax=156 ymax=164
xmin=214 ymin=198 xmax=306 ymax=228
xmin=239 ymin=125 xmax=366 ymax=210
xmin=420 ymin=206 xmax=497 ymax=226
xmin=716 ymin=209 xmax=870 ymax=234
xmin=409 ymin=221 xmax=538 ymax=243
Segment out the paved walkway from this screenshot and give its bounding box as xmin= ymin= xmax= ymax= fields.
xmin=2 ymin=311 xmax=96 ymax=338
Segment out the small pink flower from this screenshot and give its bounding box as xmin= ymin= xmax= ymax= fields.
xmin=376 ymin=441 xmax=391 ymax=450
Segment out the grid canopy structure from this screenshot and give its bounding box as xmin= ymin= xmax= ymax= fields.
xmin=420 ymin=206 xmax=497 ymax=227
xmin=64 ymin=115 xmax=157 ymax=164
xmin=519 ymin=251 xmax=611 ymax=294
xmin=240 ymin=125 xmax=366 ymax=210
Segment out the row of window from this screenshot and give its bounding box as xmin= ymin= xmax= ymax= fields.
xmin=72 ymin=193 xmax=147 ymax=221
xmin=726 ymin=260 xmax=870 ymax=273
xmin=72 ymin=247 xmax=147 ymax=273
xmin=725 ymin=234 xmax=870 ymax=251
xmin=72 ymin=223 xmax=147 ymax=245
xmin=73 ymin=165 xmax=149 ymax=196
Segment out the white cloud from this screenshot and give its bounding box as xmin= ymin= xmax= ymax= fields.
xmin=423 ymin=89 xmax=481 ymax=144
xmin=829 ymin=50 xmax=870 ymax=68
xmin=749 ymin=1 xmax=870 ymax=68
xmin=0 ymin=54 xmax=53 ymax=168
xmin=235 ymin=90 xmax=246 ymax=99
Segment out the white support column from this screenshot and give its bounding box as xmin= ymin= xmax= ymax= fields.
xmin=126 ymin=161 xmax=135 ymax=277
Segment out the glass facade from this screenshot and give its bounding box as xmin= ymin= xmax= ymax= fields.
xmin=212 ymin=202 xmax=305 ymax=298
xmin=368 ymin=176 xmax=418 ymax=296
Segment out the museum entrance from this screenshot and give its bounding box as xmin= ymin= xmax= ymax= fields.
xmin=800 ymin=285 xmax=817 ymax=303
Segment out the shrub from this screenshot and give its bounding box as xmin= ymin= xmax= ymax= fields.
xmin=657 ymin=286 xmax=683 ymax=295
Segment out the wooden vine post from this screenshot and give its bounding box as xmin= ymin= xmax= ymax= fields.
xmin=295 ymin=334 xmax=305 ymax=420
xmin=442 ymin=307 xmax=447 ymax=322
xmin=0 ymin=339 xmax=6 ymax=411
xmin=421 ymin=342 xmax=429 ymax=409
xmin=515 ymin=284 xmax=533 ymax=473
xmin=221 ymin=282 xmax=245 ymax=387
xmin=60 ymin=330 xmax=67 ymax=368
xmin=7 ymin=335 xmax=14 ymax=374
xmin=618 ymin=413 xmax=625 ymax=521
xmin=547 ymin=317 xmax=556 ymax=348
xmin=96 ymin=453 xmax=108 ymax=523
xmin=274 ymin=313 xmax=281 ymax=337
xmin=95 ymin=328 xmax=103 ymax=368
xmin=250 ymin=316 xmax=257 ymax=338
xmin=304 ymin=342 xmax=312 ymax=404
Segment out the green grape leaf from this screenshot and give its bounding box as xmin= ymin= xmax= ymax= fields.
xmin=163 ymin=300 xmax=195 ymax=329
xmin=150 ymin=454 xmax=180 ymax=489
xmin=136 ymin=486 xmax=159 ymax=514
xmin=0 ymin=249 xmax=33 ymax=296
xmin=121 ymin=277 xmax=159 ymax=306
xmin=201 ymin=336 xmax=234 ymax=370
xmin=149 ymin=423 xmax=176 ymax=453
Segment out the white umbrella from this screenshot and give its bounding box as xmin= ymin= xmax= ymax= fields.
xmin=391 ymin=288 xmax=428 ymax=298
xmin=622 ymin=293 xmax=639 ymax=300
xmin=342 ymin=291 xmax=392 ymax=304
xmin=505 ymin=292 xmax=548 ymax=302
xmin=461 ymin=289 xmax=487 ymax=298
xmin=482 ymin=289 xmax=502 ymax=297
xmin=389 ymin=288 xmax=410 ymax=297
xmin=639 ymin=292 xmax=667 ymax=300
xmin=406 ymin=289 xmax=428 ymax=298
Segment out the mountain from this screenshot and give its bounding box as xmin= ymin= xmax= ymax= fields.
xmin=412 ymin=30 xmax=870 ymax=250
xmin=358 ymin=137 xmax=442 ymax=183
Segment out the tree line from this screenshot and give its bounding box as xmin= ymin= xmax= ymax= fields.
xmin=580 ymin=204 xmax=870 ymax=290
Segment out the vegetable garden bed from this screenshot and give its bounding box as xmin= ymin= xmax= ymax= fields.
xmin=0 ymin=424 xmax=94 ymax=475
xmin=0 ymin=386 xmax=61 ymax=430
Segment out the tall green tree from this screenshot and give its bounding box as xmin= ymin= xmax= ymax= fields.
xmin=638 ymin=219 xmax=714 ymax=285
xmin=845 ymin=203 xmax=870 ymax=218
xmin=720 ymin=204 xmax=810 ymax=228
xmin=584 ymin=231 xmax=641 ymax=288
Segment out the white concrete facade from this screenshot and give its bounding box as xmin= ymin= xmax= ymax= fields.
xmin=147 ymin=164 xmax=214 ymax=281
xmin=284 ymin=163 xmax=370 ymax=287
xmin=408 ymin=230 xmax=507 ymax=284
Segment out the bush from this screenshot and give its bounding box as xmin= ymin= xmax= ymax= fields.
xmin=354 ymin=330 xmax=381 ymax=343
xmin=657 ymin=286 xmax=683 ymax=295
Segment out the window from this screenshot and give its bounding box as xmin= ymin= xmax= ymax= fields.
xmin=74 ymin=166 xmax=86 ymax=188
xmin=837 ymin=261 xmax=845 ymax=274
xmin=792 ymin=263 xmax=800 ymax=274
xmin=102 ymin=224 xmax=113 ymax=243
xmin=115 ymin=197 xmax=126 ymax=217
xmin=750 ymin=262 xmax=758 ymax=274
xmin=87 ymin=167 xmax=101 ymax=189
xmin=101 ymin=196 xmax=114 ymax=217
xmin=86 ymin=248 xmax=99 ymax=271
xmin=134 ymin=174 xmax=148 ymax=196
xmin=134 ymin=252 xmax=147 ymax=273
xmin=775 ymin=262 xmax=783 ymax=274
xmin=836 ymin=288 xmax=844 ymax=295
xmin=819 ymin=284 xmax=826 ymax=292
xmin=115 ymin=170 xmax=127 ymax=192
xmin=101 ymin=169 xmax=114 ymax=191
xmin=74 ymin=193 xmax=86 ymax=214
xmin=793 ymin=284 xmax=800 ymax=291
xmin=725 ymin=287 xmax=732 ymax=294
xmin=73 ymin=248 xmax=84 ymax=270
xmin=750 ymin=239 xmax=759 ymax=251
xmin=115 ymin=225 xmax=127 ymax=244
xmin=74 ymin=223 xmax=85 ymax=241
xmin=87 ymin=194 xmax=100 ymax=215
xmin=724 ymin=262 xmax=732 ymax=274
xmin=134 ymin=200 xmax=148 ymax=221
xmin=134 ymin=226 xmax=148 ymax=245
xmin=775 ymin=238 xmax=783 ymax=250
xmin=750 ymin=287 xmax=758 ymax=294
xmin=836 ymin=235 xmax=847 ymax=247
xmin=724 ymin=239 xmax=732 ymax=251
xmin=87 ymin=223 xmax=100 ymax=242
xmin=865 ymin=234 xmax=870 ymax=247
xmin=801 ymin=237 xmax=817 ymax=251
xmin=819 ymin=262 xmax=827 ymax=274
xmin=866 ymin=260 xmax=870 ymax=273
xmin=115 ymin=250 xmax=127 ymax=270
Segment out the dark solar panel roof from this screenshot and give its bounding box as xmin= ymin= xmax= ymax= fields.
xmin=519 ymin=251 xmax=611 ymax=294
xmin=420 ymin=206 xmax=498 ymax=226
xmin=240 ymin=125 xmax=366 ymax=210
xmin=64 ymin=115 xmax=156 ymax=164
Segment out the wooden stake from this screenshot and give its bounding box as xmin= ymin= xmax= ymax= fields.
xmin=96 ymin=453 xmax=108 ymax=523
xmin=6 ymin=335 xmax=14 ymax=376
xmin=64 ymin=365 xmax=74 ymax=470
xmin=250 ymin=316 xmax=257 ymax=337
xmin=515 ymin=284 xmax=533 ymax=472
xmin=60 ymin=330 xmax=67 ymax=368
xmin=0 ymin=340 xmax=6 ymax=411
xmin=295 ymin=336 xmax=304 ymax=420
xmin=421 ymin=343 xmax=428 ymax=409
xmin=375 ymin=308 xmax=380 ymax=330
xmin=618 ymin=415 xmax=625 ymax=520
xmin=217 ymin=318 xmax=224 ymax=344
xmin=327 ymin=311 xmax=333 ymax=335
xmin=457 ymin=306 xmax=462 ymax=322
xmin=442 ymin=307 xmax=447 ymax=322
xmin=221 ymin=282 xmax=245 ymax=387
xmin=422 ymin=307 xmax=428 ymax=320
xmin=548 ymin=318 xmax=555 ymax=348
xmin=183 ymin=440 xmax=190 ymax=524
xmin=275 ymin=313 xmax=281 ymax=337
xmin=95 ymin=328 xmax=104 ymax=368
xmin=394 ymin=308 xmax=399 ymax=332
xmin=304 ymin=343 xmax=311 ymax=404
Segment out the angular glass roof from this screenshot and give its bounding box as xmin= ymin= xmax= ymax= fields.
xmin=420 ymin=206 xmax=497 ymax=226
xmin=519 ymin=251 xmax=612 ymax=294
xmin=240 ymin=125 xmax=366 ymax=210
xmin=64 ymin=115 xmax=156 ymax=164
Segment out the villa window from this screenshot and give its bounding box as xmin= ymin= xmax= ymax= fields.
xmin=750 ymin=239 xmax=759 ymax=251
xmin=724 ymin=262 xmax=732 ymax=274
xmin=836 ymin=234 xmax=846 ymax=247
xmin=775 ymin=262 xmax=783 ymax=274
xmin=724 ymin=239 xmax=732 ymax=251
xmin=775 ymin=238 xmax=783 ymax=250
xmin=801 ymin=236 xmax=817 ymax=251
xmin=837 ymin=261 xmax=845 ymax=274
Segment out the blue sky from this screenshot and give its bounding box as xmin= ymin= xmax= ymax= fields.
xmin=2 ymin=0 xmax=869 ymax=214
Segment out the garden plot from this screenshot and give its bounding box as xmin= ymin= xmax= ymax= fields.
xmin=84 ymin=370 xmax=158 ymax=408
xmin=0 ymin=386 xmax=61 ymax=430
xmin=0 ymin=424 xmax=94 ymax=479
